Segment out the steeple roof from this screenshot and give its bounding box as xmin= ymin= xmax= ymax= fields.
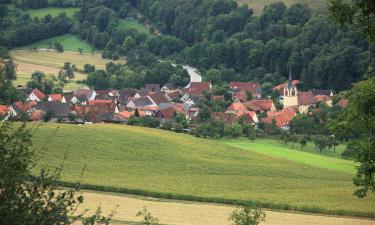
xmin=287 ymin=68 xmax=293 ymax=89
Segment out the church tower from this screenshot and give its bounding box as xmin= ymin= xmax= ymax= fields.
xmin=282 ymin=69 xmax=298 ymax=107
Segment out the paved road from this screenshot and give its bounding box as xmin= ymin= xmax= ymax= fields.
xmin=80 ymin=191 xmax=375 ymax=225
xmin=182 ymin=65 xmax=202 ymax=88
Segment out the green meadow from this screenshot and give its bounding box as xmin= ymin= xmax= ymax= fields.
xmin=27 ymin=123 xmax=375 ymax=217
xmin=16 ymin=34 xmax=94 ymax=53
xmin=119 ymin=18 xmax=152 ymax=35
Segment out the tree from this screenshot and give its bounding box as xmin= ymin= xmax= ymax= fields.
xmin=63 ymin=62 xmax=75 ymax=80
xmin=329 ymin=0 xmax=375 ymax=42
xmin=0 ymin=123 xmax=113 ymax=225
xmin=330 ymin=77 xmax=375 ymax=197
xmin=54 ymin=42 xmax=64 ymax=52
xmin=136 ymin=207 xmax=159 ymax=225
xmin=78 ymin=48 xmax=83 ymax=54
xmin=84 ymin=64 xmax=96 ymax=73
xmin=229 ymin=204 xmax=266 ymax=225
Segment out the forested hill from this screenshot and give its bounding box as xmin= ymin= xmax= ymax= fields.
xmin=1 ymin=0 xmax=374 ymax=93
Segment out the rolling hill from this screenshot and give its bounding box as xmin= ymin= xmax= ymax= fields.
xmin=27 ymin=123 xmax=375 ymax=217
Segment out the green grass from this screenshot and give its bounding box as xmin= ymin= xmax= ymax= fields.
xmin=23 ymin=7 xmax=79 ymax=18
xmin=27 ymin=123 xmax=375 ymax=217
xmin=237 ymin=0 xmax=328 ymax=15
xmin=119 ymin=18 xmax=152 ymax=35
xmin=224 ymin=139 xmax=355 ymax=175
xmin=16 ymin=34 xmax=94 ymax=53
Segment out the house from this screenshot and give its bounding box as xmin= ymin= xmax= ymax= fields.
xmin=273 ymin=79 xmax=301 ymax=95
xmin=134 ymin=90 xmax=150 ymax=98
xmin=314 ymin=95 xmax=332 ymax=107
xmin=136 ymin=106 xmax=159 ymax=116
xmin=148 ymin=92 xmax=170 ymax=106
xmin=156 ymin=107 xmax=176 ymax=124
xmin=48 ymin=94 xmax=66 ymax=102
xmin=126 ymin=96 xmax=156 ymax=109
xmin=212 ymin=111 xmax=258 ymax=125
xmin=282 ymin=71 xmax=316 ymax=114
xmin=95 ymin=89 xmax=119 ymax=101
xmin=165 ymin=90 xmax=181 ymax=102
xmin=262 ymin=109 xmax=297 ymax=130
xmin=311 ymin=90 xmax=333 ymax=97
xmin=88 ymin=100 xmax=119 ymax=114
xmin=229 ymin=82 xmax=261 ymax=99
xmin=226 ymin=102 xmax=248 ymax=114
xmin=0 ymin=105 xmax=9 ymax=116
xmin=118 ymin=88 xmax=137 ymax=105
xmin=9 ymin=101 xmax=37 ymax=118
xmin=27 ymin=89 xmax=46 ymax=102
xmin=145 ymin=84 xmax=160 ymax=92
xmin=161 ymin=83 xmax=177 ymax=93
xmin=74 ymin=88 xmax=96 ymax=100
xmin=243 ymin=99 xmax=276 ymax=113
xmin=35 ymin=102 xmax=70 ymax=121
xmin=180 ymin=82 xmax=212 ymax=104
xmin=113 ymin=111 xmax=135 ymax=123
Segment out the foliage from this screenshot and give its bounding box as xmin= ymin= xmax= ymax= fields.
xmin=136 ymin=206 xmax=160 ymax=225
xmin=127 ymin=116 xmax=160 ymax=128
xmin=0 ymin=123 xmax=113 ymax=225
xmin=330 ymin=77 xmax=375 ymax=197
xmin=229 ymin=204 xmax=266 ymax=225
xmin=0 ymin=56 xmax=22 ymax=104
xmin=27 ymin=71 xmax=60 ymax=94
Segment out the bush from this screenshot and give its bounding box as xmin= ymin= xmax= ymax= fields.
xmin=243 ymin=124 xmax=256 ymax=140
xmin=341 ymin=143 xmax=354 ymax=158
xmin=127 ymin=116 xmax=160 ymax=128
xmin=84 ymin=64 xmax=95 ymax=73
xmin=224 ymin=123 xmax=243 ymax=138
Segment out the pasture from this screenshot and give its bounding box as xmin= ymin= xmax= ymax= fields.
xmin=15 ymin=34 xmax=94 ymax=53
xmin=27 ymin=123 xmax=375 ymax=217
xmin=237 ymin=0 xmax=328 ymax=15
xmin=119 ymin=18 xmax=152 ymax=35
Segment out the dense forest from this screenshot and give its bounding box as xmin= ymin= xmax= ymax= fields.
xmin=0 ymin=0 xmax=374 ymax=92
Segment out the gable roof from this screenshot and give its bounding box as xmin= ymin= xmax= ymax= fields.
xmin=74 ymin=88 xmax=95 ymax=99
xmin=131 ymin=96 xmax=154 ymax=107
xmin=273 ymin=80 xmax=301 ymax=93
xmin=297 ymin=91 xmax=317 ymax=105
xmin=36 ymin=102 xmax=70 ymax=118
xmin=262 ymin=110 xmax=296 ymax=128
xmin=117 ymin=111 xmax=134 ymax=119
xmin=165 ymin=90 xmax=181 ymax=101
xmin=145 ymin=84 xmax=160 ymax=92
xmin=48 ymin=94 xmax=63 ymax=101
xmin=149 ymin=92 xmax=170 ymax=105
xmin=311 ymin=90 xmax=332 ymax=97
xmin=0 ymin=105 xmax=9 ymax=116
xmin=188 ymin=82 xmax=211 ymax=96
xmin=32 ymin=89 xmax=46 ymax=100
xmin=227 ymin=102 xmax=247 ymax=112
xmin=159 ymin=107 xmax=176 ymax=119
xmin=229 ymin=82 xmax=261 ymax=96
xmin=244 ymin=99 xmax=274 ymax=111
xmin=118 ymin=88 xmax=137 ymax=105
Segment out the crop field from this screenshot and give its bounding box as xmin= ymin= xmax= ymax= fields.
xmin=15 ymin=34 xmax=94 ymax=53
xmin=119 ymin=18 xmax=152 ymax=35
xmin=27 ymin=123 xmax=375 ymax=217
xmin=79 ymin=191 xmax=375 ymax=225
xmin=23 ymin=7 xmax=79 ymax=18
xmin=237 ymin=0 xmax=328 ymax=15
xmin=11 ymin=49 xmax=126 ymax=91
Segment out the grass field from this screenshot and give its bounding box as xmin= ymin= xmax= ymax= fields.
xmin=15 ymin=34 xmax=94 ymax=53
xmin=11 ymin=49 xmax=126 ymax=91
xmin=27 ymin=123 xmax=375 ymax=217
xmin=237 ymin=0 xmax=328 ymax=15
xmin=119 ymin=18 xmax=152 ymax=35
xmin=23 ymin=7 xmax=79 ymax=18
xmin=224 ymin=139 xmax=355 ymax=174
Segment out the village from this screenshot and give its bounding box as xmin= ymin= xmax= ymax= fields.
xmin=0 ymin=71 xmax=348 ymax=131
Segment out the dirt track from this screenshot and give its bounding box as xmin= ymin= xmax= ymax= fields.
xmin=79 ymin=191 xmax=375 ymax=225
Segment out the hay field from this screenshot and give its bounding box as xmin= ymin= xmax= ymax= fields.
xmin=28 ymin=123 xmax=375 ymax=217
xmin=79 ymin=191 xmax=375 ymax=225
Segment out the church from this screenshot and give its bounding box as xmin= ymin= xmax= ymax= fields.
xmin=281 ymin=70 xmax=318 ymax=114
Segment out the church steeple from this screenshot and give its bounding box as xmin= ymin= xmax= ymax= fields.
xmin=287 ymin=68 xmax=293 ymax=89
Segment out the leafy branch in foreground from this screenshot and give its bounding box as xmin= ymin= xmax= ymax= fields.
xmin=330 ymin=77 xmax=375 ymax=197
xmin=136 ymin=206 xmax=160 ymax=225
xmin=0 ymin=122 xmax=114 ymax=225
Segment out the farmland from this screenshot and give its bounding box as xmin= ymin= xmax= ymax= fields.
xmin=28 ymin=123 xmax=375 ymax=217
xmin=237 ymin=0 xmax=329 ymax=15
xmin=11 ymin=48 xmax=126 ymax=91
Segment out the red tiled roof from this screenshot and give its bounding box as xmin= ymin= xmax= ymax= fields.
xmin=137 ymin=106 xmax=159 ymax=111
xmin=188 ymin=82 xmax=211 ymax=96
xmin=337 ymin=99 xmax=349 ymax=108
xmin=159 ymin=107 xmax=176 ymax=119
xmin=314 ymin=95 xmax=331 ymax=103
xmin=14 ymin=101 xmax=37 ymax=112
xmin=89 ymin=100 xmax=113 ymax=106
xmin=117 ymin=111 xmax=134 ymax=119
xmin=244 ymin=99 xmax=274 ymax=111
xmin=48 ymin=94 xmax=63 ymax=102
xmin=212 ymin=112 xmax=237 ymax=124
xmin=149 ymin=93 xmax=169 ymax=105
xmin=0 ymin=105 xmax=9 ymax=115
xmin=262 ymin=110 xmax=296 ymax=128
xmin=297 ymin=91 xmax=317 ymax=105
xmin=227 ymin=102 xmax=247 ymax=112
xmin=32 ymin=89 xmax=46 ymax=100
xmin=230 ymin=82 xmax=261 ymax=97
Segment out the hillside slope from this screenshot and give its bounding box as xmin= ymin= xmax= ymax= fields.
xmin=29 ymin=123 xmax=375 ymax=217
